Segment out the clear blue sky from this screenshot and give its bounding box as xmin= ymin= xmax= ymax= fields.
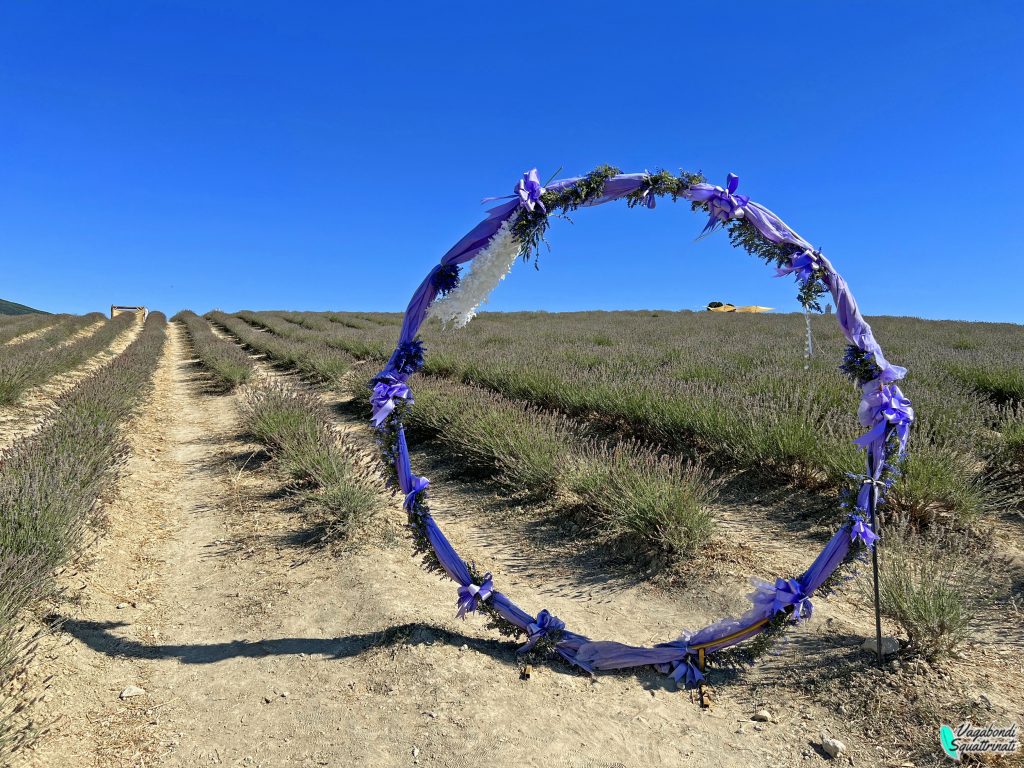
xmin=2 ymin=2 xmax=1022 ymax=322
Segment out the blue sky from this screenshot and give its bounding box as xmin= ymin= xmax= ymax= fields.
xmin=2 ymin=2 xmax=1022 ymax=322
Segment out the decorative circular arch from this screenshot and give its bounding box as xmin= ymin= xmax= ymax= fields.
xmin=368 ymin=165 xmax=915 ymax=686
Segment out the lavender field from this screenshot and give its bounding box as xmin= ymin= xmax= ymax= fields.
xmin=212 ymin=309 xmax=1024 ymax=535
xmin=1 ymin=307 xmax=1020 ymax=766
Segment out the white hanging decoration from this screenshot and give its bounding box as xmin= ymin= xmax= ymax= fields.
xmin=427 ymin=219 xmax=521 ymax=329
xmin=803 ymin=308 xmax=815 ymax=370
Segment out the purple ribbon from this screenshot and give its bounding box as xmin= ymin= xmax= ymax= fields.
xmin=403 ymin=474 xmax=429 ymax=512
xmin=515 ymin=168 xmax=546 ymax=213
xmin=456 ymin=573 xmax=494 ymax=619
xmin=849 ymin=515 xmax=879 ymax=548
xmin=518 ymin=609 xmax=565 ymax=653
xmin=775 ymin=249 xmax=818 ymax=283
xmin=370 ymin=377 xmax=412 ymax=427
xmin=751 ymin=577 xmax=813 ymax=622
xmin=853 ymin=470 xmax=890 ymax=516
xmin=667 ymin=655 xmax=705 ymax=688
xmin=854 ymin=380 xmax=914 ymax=455
xmin=686 ymin=173 xmax=750 ymax=235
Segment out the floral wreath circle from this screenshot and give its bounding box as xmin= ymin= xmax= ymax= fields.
xmin=368 ymin=165 xmax=915 ymax=687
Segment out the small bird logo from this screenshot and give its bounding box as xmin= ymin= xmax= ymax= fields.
xmin=940 ymin=725 xmax=960 ymax=760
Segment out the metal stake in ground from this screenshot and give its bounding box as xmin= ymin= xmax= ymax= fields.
xmin=867 ymin=448 xmax=885 ymax=667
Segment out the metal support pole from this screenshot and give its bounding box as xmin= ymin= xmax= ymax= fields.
xmin=697 ymin=648 xmax=711 ymax=708
xmin=867 ymin=457 xmax=884 ymax=667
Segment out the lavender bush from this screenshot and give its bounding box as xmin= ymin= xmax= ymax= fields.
xmin=241 ymin=309 xmax=1022 ymax=527
xmin=241 ymin=380 xmax=381 ymax=539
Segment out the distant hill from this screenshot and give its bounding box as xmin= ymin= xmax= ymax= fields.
xmin=0 ymin=299 xmax=48 ymax=315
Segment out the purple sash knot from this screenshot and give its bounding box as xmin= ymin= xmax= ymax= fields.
xmin=751 ymin=577 xmax=813 ymax=621
xmin=849 ymin=514 xmax=879 ymax=548
xmin=687 ymin=173 xmax=750 ymax=234
xmin=515 ymin=168 xmax=546 ymax=214
xmin=456 ymin=573 xmax=494 ymax=619
xmin=854 ymin=380 xmax=914 ymax=454
xmin=403 ymin=474 xmax=430 ymax=512
xmin=370 ymin=376 xmax=412 ymax=427
xmin=775 ymin=249 xmax=818 ymax=283
xmin=518 ymin=609 xmax=565 ymax=653
xmin=668 ymin=655 xmax=705 ymax=688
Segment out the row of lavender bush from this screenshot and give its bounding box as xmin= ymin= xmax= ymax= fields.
xmin=0 ymin=314 xmax=61 ymax=345
xmin=0 ymin=312 xmax=167 ymax=759
xmin=172 ymin=310 xmax=253 ymax=388
xmin=242 ymin=380 xmax=382 ymax=541
xmin=246 ymin=309 xmax=1023 ymax=527
xmin=207 ymin=310 xmax=719 ymax=561
xmin=194 ymin=312 xmax=380 ymax=541
xmin=0 ymin=312 xmax=101 ymax=348
xmin=206 ymin=311 xmax=351 ymax=382
xmin=345 ymin=369 xmax=719 ymax=562
xmin=0 ymin=312 xmax=137 ymax=406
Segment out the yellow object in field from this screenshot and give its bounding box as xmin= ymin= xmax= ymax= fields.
xmin=706 ymin=303 xmax=774 ymax=313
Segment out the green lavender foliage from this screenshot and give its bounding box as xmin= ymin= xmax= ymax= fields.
xmin=0 ymin=312 xmax=135 ymax=405
xmin=865 ymin=518 xmax=992 ymax=659
xmin=241 ymin=380 xmax=382 ymax=538
xmin=172 ymin=310 xmax=254 ymax=388
xmin=239 ymin=309 xmax=1023 ymax=527
xmin=511 ymin=165 xmax=704 ymax=264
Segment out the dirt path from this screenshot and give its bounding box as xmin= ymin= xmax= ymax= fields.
xmin=15 ymin=324 xmax=1020 ymax=767
xmin=0 ymin=318 xmax=142 ymax=451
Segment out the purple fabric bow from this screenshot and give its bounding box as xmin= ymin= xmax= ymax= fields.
xmin=637 ymin=175 xmax=658 ymax=209
xmin=849 ymin=515 xmax=879 ymax=548
xmin=775 ymin=249 xmax=817 ymax=283
xmin=515 ymin=168 xmax=546 ymax=214
xmin=456 ymin=573 xmax=494 ymax=619
xmin=687 ymin=173 xmax=750 ymax=235
xmin=667 ymin=655 xmax=705 ymax=688
xmin=370 ymin=377 xmax=412 ymax=427
xmin=854 ymin=380 xmax=914 ymax=455
xmin=403 ymin=474 xmax=429 ymax=512
xmin=518 ymin=609 xmax=565 ymax=653
xmin=751 ymin=577 xmax=813 ymax=621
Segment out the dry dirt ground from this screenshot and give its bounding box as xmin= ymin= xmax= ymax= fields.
xmin=13 ymin=323 xmax=1024 ymax=767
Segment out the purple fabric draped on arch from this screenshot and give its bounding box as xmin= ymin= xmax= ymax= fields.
xmin=377 ymin=167 xmax=910 ymax=686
